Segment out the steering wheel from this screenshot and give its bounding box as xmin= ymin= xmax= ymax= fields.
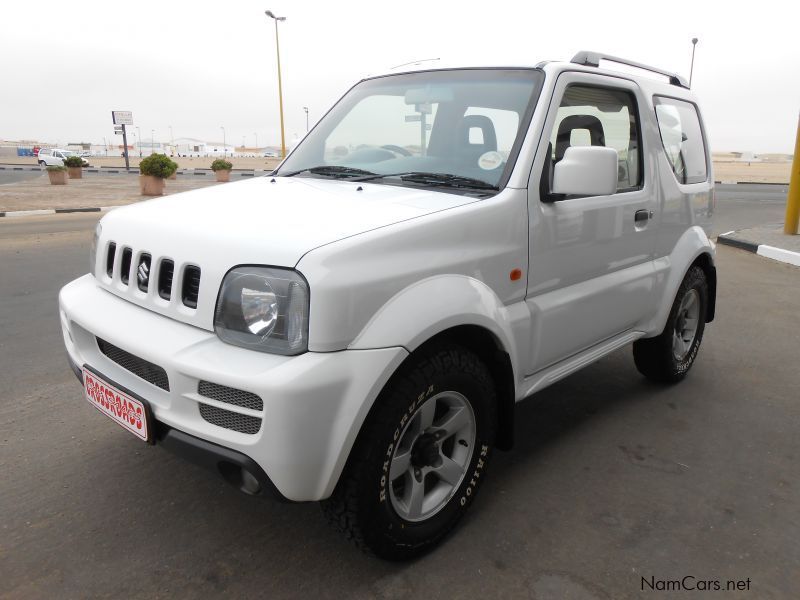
xmin=380 ymin=144 xmax=412 ymax=157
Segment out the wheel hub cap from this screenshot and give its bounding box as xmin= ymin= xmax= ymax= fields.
xmin=672 ymin=288 xmax=700 ymax=361
xmin=388 ymin=391 xmax=476 ymax=522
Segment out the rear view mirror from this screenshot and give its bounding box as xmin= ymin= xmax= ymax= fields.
xmin=552 ymin=146 xmax=618 ymax=197
xmin=404 ymin=85 xmax=454 ymax=105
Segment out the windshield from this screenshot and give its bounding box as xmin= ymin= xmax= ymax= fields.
xmin=277 ymin=69 xmax=544 ymax=191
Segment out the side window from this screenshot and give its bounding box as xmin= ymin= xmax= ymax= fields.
xmin=546 ymin=84 xmax=642 ymax=193
xmin=653 ymin=96 xmax=708 ymax=184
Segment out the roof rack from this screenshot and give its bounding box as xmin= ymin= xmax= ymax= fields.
xmin=571 ymin=51 xmax=689 ymax=89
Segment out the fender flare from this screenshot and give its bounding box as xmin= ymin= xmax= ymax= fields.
xmin=349 ymin=274 xmax=524 ymax=371
xmin=644 ymin=226 xmax=716 ymax=335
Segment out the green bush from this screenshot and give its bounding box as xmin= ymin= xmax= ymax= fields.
xmin=63 ymin=156 xmax=84 ymax=168
xmin=47 ymin=165 xmax=67 ymax=172
xmin=211 ymin=159 xmax=233 ymax=171
xmin=139 ymin=153 xmax=178 ymax=178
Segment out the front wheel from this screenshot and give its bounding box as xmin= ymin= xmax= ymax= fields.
xmin=322 ymin=345 xmax=497 ymax=560
xmin=633 ymin=265 xmax=708 ymax=383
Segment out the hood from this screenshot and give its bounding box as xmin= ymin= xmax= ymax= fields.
xmin=103 ymin=175 xmax=476 ymax=266
xmin=96 ymin=175 xmax=477 ymax=330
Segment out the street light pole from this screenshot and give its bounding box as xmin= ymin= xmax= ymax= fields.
xmin=151 ymin=129 xmax=155 ymax=155
xmin=265 ymin=10 xmax=287 ymax=158
xmin=689 ymin=37 xmax=699 ymax=88
xmin=169 ymin=125 xmax=174 ymax=155
xmin=221 ymin=126 xmax=226 ymax=157
xmin=136 ymin=127 xmax=142 ymax=157
xmin=254 ymin=132 xmax=258 ymax=150
xmin=303 ymin=106 xmax=309 ymax=132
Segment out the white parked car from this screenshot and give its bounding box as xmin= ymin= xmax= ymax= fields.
xmin=38 ymin=148 xmax=89 ymax=167
xmin=59 ymin=51 xmax=716 ymax=560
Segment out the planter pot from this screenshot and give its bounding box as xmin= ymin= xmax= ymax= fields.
xmin=168 ymin=173 xmax=177 ymax=180
xmin=215 ymin=169 xmax=231 ymax=183
xmin=68 ymin=167 xmax=83 ymax=179
xmin=140 ymin=175 xmax=166 ymax=196
xmin=47 ymin=170 xmax=68 ymax=185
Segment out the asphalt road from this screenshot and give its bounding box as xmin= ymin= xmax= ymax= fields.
xmin=1 ymin=193 xmax=798 ymax=598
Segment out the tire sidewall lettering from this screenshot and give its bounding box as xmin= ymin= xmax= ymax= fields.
xmin=379 ymin=384 xmax=436 ymax=504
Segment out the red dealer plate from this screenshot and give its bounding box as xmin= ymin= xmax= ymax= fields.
xmin=83 ymin=367 xmax=152 ymax=442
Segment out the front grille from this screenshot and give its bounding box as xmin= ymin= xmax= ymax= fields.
xmin=158 ymin=259 xmax=174 ymax=300
xmin=182 ymin=265 xmax=201 ymax=308
xmin=120 ymin=248 xmax=132 ymax=285
xmin=136 ymin=253 xmax=152 ymax=292
xmin=96 ymin=337 xmax=170 ymax=391
xmin=199 ymin=403 xmax=262 ymax=434
xmin=198 ymin=381 xmax=263 ymax=411
xmin=105 ymin=243 xmax=116 ymax=277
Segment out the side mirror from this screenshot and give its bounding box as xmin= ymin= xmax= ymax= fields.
xmin=552 ymin=146 xmax=618 ymax=197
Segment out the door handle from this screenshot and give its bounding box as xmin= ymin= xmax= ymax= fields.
xmin=635 ymin=209 xmax=653 ymax=223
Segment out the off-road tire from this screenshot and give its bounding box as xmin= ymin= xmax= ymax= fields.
xmin=633 ymin=265 xmax=708 ymax=383
xmin=321 ymin=345 xmax=497 ymax=560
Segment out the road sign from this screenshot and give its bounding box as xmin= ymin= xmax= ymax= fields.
xmin=112 ymin=111 xmax=133 ymax=125
xmin=113 ymin=125 xmax=123 ymax=132
xmin=114 ymin=130 xmax=124 ymax=135
xmin=405 ymin=115 xmax=421 ymax=122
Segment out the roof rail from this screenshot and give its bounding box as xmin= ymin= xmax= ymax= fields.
xmin=571 ymin=51 xmax=690 ymax=89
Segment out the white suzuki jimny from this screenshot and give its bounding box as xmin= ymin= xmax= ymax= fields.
xmin=60 ymin=51 xmax=716 ymax=559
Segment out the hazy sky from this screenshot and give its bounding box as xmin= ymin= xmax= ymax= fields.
xmin=1 ymin=0 xmax=798 ymax=153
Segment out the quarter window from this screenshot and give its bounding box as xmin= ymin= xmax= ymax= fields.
xmin=653 ymin=96 xmax=708 ymax=184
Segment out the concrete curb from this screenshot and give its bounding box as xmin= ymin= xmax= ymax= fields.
xmin=1 ymin=206 xmax=116 ymax=218
xmin=717 ymin=232 xmax=800 ymax=267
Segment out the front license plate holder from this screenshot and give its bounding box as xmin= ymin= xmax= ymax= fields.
xmin=82 ymin=365 xmax=154 ymax=443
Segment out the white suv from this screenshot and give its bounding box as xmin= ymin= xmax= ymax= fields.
xmin=38 ymin=148 xmax=89 ymax=167
xmin=59 ymin=52 xmax=716 ymax=559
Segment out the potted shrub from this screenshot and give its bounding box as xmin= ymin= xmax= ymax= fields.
xmin=211 ymin=158 xmax=233 ymax=182
xmin=63 ymin=155 xmax=84 ymax=179
xmin=46 ymin=165 xmax=68 ymax=185
xmin=138 ymin=154 xmax=178 ymax=196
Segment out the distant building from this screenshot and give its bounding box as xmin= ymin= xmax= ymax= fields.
xmin=173 ymin=138 xmax=235 ymax=157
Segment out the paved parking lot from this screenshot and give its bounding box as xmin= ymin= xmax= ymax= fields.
xmin=1 ymin=203 xmax=798 ymax=598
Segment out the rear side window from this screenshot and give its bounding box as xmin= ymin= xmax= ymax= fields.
xmin=653 ymin=97 xmax=708 ymax=184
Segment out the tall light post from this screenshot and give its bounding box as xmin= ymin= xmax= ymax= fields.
xmin=265 ymin=10 xmax=287 ymax=158
xmin=151 ymin=129 xmax=155 ymax=155
xmin=169 ymin=125 xmax=174 ymax=154
xmin=221 ymin=126 xmax=226 ymax=157
xmin=303 ymin=106 xmax=309 ymax=131
xmin=103 ymin=136 xmax=108 ymax=156
xmin=689 ymin=37 xmax=699 ymax=88
xmin=136 ymin=127 xmax=142 ymax=157
xmin=254 ymin=132 xmax=259 ymax=150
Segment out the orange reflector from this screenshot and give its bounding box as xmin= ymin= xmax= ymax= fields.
xmin=510 ymin=269 xmax=522 ymax=281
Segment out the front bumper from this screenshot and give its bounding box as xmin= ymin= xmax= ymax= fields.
xmin=60 ymin=275 xmax=407 ymax=501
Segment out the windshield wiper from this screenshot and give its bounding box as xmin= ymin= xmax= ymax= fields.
xmin=352 ymin=171 xmax=498 ymax=191
xmin=281 ymin=165 xmax=378 ymax=178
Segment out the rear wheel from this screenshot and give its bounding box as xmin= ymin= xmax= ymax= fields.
xmin=633 ymin=265 xmax=708 ymax=383
xmin=38 ymin=160 xmax=45 ymax=166
xmin=322 ymin=345 xmax=497 ymax=560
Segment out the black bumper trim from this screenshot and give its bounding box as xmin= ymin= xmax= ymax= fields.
xmin=153 ymin=421 xmax=290 ymax=502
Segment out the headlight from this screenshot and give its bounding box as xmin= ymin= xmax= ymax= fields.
xmin=89 ymin=222 xmax=102 ymax=275
xmin=214 ymin=266 xmax=310 ymax=355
